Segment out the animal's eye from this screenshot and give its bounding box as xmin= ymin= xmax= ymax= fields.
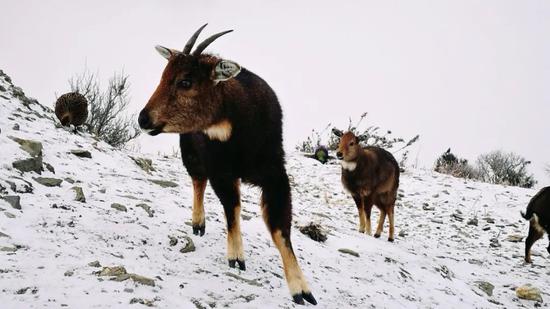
xmin=177 ymin=79 xmax=192 ymax=89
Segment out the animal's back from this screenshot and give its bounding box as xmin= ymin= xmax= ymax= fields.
xmin=523 ymin=186 xmax=550 ymax=220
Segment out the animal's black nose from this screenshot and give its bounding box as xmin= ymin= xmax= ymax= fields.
xmin=336 ymin=152 xmax=343 ymax=159
xmin=138 ymin=110 xmax=152 ymax=129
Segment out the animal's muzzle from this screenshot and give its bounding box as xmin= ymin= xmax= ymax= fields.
xmin=138 ymin=109 xmax=163 ymax=136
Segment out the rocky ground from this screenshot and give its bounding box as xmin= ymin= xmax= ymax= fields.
xmin=0 ymin=69 xmax=548 ymax=308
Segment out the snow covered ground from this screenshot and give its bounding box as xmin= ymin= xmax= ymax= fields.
xmin=0 ymin=69 xmax=547 ymax=308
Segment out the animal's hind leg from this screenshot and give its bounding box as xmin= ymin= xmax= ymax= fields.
xmin=210 ymin=177 xmax=245 ymax=270
xmin=387 ymin=206 xmax=395 ymax=242
xmin=525 ymin=217 xmax=544 ymax=263
xmin=374 ymin=208 xmax=386 ymax=238
xmin=191 ymin=178 xmax=207 ymax=236
xmin=261 ymin=172 xmax=316 ymax=305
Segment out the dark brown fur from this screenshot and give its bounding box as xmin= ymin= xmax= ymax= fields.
xmin=55 ymin=92 xmax=88 ymax=127
xmin=521 ymin=186 xmax=550 ymax=263
xmin=337 ymin=131 xmax=400 ymax=241
xmin=138 ymin=32 xmax=316 ymax=305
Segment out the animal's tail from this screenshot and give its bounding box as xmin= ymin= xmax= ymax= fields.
xmin=520 ymin=210 xmax=533 ymax=220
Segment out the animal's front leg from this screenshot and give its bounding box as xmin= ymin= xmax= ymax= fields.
xmin=210 ymin=177 xmax=245 ymax=270
xmin=374 ymin=209 xmax=386 ymax=238
xmin=191 ymin=178 xmax=207 ymax=236
xmin=353 ymin=195 xmax=366 ymax=233
xmin=363 ymin=196 xmax=374 ymax=236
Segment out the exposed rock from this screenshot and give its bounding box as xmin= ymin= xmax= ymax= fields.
xmin=0 ymin=231 xmax=10 ymax=238
xmin=422 ymin=203 xmax=435 ymax=211
xmin=4 ymin=212 xmax=15 ymax=219
xmin=1 ymin=195 xmax=21 ymax=210
xmin=224 ymin=272 xmax=262 ymax=287
xmin=130 ymin=297 xmax=158 ymax=307
xmin=148 ymin=179 xmax=178 ymax=188
xmin=338 ymin=248 xmax=360 ymax=257
xmin=12 ymin=123 xmax=19 ymax=131
xmin=15 ymin=287 xmax=38 ymax=295
xmin=70 ymin=149 xmax=92 ymax=158
xmin=475 ymin=280 xmax=494 ymax=296
xmin=130 ymin=157 xmax=155 ymax=174
xmin=298 ymin=222 xmax=328 ymax=242
xmin=128 ymin=274 xmax=155 ymax=287
xmin=88 ymin=260 xmax=101 ymax=267
xmin=9 ymin=136 xmax=43 ymax=157
xmin=64 ymin=178 xmax=75 ymax=184
xmin=516 ymin=284 xmax=542 ymax=302
xmin=168 ymin=235 xmax=178 ymax=247
xmin=180 ymin=236 xmax=196 ymax=253
xmin=44 ymin=162 xmax=55 ymax=174
xmin=33 ymin=177 xmax=63 ymax=187
xmin=467 ymin=218 xmax=478 ymax=226
xmin=97 ymin=266 xmax=127 ymax=277
xmin=111 ymin=203 xmax=127 ymax=212
xmin=506 ymin=234 xmax=523 ymax=243
xmin=13 ymin=157 xmax=43 ymax=174
xmin=64 ymin=270 xmax=74 ymax=277
xmin=6 ymin=178 xmax=34 ymax=194
xmin=72 ymin=186 xmax=86 ymax=203
xmin=136 ymin=203 xmax=154 ymax=217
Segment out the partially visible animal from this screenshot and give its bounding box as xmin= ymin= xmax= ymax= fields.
xmin=55 ymin=92 xmax=88 ymax=127
xmin=521 ymin=186 xmax=550 ymax=263
xmin=334 ymin=129 xmax=400 ymax=241
xmin=138 ymin=24 xmax=316 ymax=305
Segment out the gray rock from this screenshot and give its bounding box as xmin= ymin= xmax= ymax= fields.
xmin=148 ymin=179 xmax=178 ymax=188
xmin=299 ymin=222 xmax=327 ymax=242
xmin=180 ymin=236 xmax=195 ymax=253
xmin=136 ymin=203 xmax=154 ymax=217
xmin=97 ymin=266 xmax=127 ymax=277
xmin=475 ymin=280 xmax=494 ymax=296
xmin=338 ymin=248 xmax=360 ymax=257
xmin=506 ymin=234 xmax=523 ymax=243
xmin=130 ymin=157 xmax=155 ymax=174
xmin=8 ymin=136 xmax=42 ymax=157
xmin=168 ymin=236 xmax=178 ymax=247
xmin=33 ymin=177 xmax=63 ymax=187
xmin=516 ymin=284 xmax=542 ymax=302
xmin=44 ymin=162 xmax=55 ymax=174
xmin=111 ymin=203 xmax=127 ymax=212
xmin=70 ymin=149 xmax=92 ymax=158
xmin=123 ymin=288 xmax=134 ymax=293
xmin=1 ymin=195 xmax=21 ymax=209
xmin=13 ymin=157 xmax=43 ymax=174
xmin=467 ymin=218 xmax=478 ymax=226
xmin=130 ymin=297 xmax=156 ymax=307
xmin=88 ymin=260 xmax=101 ymax=267
xmin=6 ymin=178 xmax=33 ymax=193
xmin=64 ymin=178 xmax=75 ymax=184
xmin=224 ymin=272 xmax=262 ymax=287
xmin=72 ymin=187 xmax=86 ymax=203
xmin=64 ymin=270 xmax=74 ymax=277
xmin=0 ymin=231 xmax=10 ymax=238
xmin=12 ymin=124 xmax=19 ymax=131
xmin=128 ymin=274 xmax=155 ymax=287
xmin=4 ymin=212 xmax=16 ymax=219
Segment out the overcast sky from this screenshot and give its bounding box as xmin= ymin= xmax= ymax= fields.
xmin=1 ymin=0 xmax=548 ymax=185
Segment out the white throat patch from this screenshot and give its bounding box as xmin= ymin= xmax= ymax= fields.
xmin=203 ymin=119 xmax=232 ymax=142
xmin=341 ymin=161 xmax=357 ymax=171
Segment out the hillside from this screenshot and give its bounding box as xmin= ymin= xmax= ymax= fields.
xmin=0 ymin=69 xmax=546 ymax=308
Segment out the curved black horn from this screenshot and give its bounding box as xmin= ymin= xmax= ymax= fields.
xmin=183 ymin=23 xmax=208 ymax=55
xmin=192 ymin=30 xmax=233 ymax=56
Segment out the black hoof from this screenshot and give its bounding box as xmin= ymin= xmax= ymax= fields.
xmin=228 ymin=259 xmax=246 ymax=271
xmin=292 ymin=292 xmax=317 ymax=305
xmin=374 ymin=234 xmax=381 ymax=238
xmin=192 ymin=224 xmax=205 ymax=236
xmin=388 ymin=238 xmax=394 ymax=242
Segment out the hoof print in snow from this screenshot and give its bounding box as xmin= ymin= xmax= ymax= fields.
xmin=70 ymin=149 xmax=92 ymax=158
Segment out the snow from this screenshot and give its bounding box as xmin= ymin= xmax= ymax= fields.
xmin=0 ymin=71 xmax=548 ymax=308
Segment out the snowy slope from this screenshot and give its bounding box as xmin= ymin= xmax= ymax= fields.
xmin=0 ymin=70 xmax=547 ymax=308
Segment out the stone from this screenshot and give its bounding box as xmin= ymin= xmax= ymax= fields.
xmin=33 ymin=177 xmax=63 ymax=187
xmin=0 ymin=231 xmax=10 ymax=238
xmin=506 ymin=234 xmax=524 ymax=243
xmin=64 ymin=270 xmax=74 ymax=277
xmin=516 ymin=284 xmax=542 ymax=302
xmin=422 ymin=203 xmax=435 ymax=211
xmin=130 ymin=157 xmax=155 ymax=174
xmin=136 ymin=203 xmax=154 ymax=217
xmin=44 ymin=162 xmax=55 ymax=174
xmin=111 ymin=203 xmax=127 ymax=212
xmin=467 ymin=218 xmax=478 ymax=226
xmin=338 ymin=248 xmax=360 ymax=257
xmin=148 ymin=179 xmax=178 ymax=188
xmin=97 ymin=266 xmax=127 ymax=277
xmin=1 ymin=195 xmax=21 ymax=210
xmin=224 ymin=272 xmax=262 ymax=287
xmin=88 ymin=261 xmax=101 ymax=267
xmin=130 ymin=298 xmax=155 ymax=307
xmin=12 ymin=123 xmax=19 ymax=130
xmin=475 ymin=281 xmax=494 ymax=296
xmin=128 ymin=274 xmax=155 ymax=287
xmin=13 ymin=157 xmax=43 ymax=174
xmin=72 ymin=187 xmax=86 ymax=203
xmin=4 ymin=212 xmax=15 ymax=219
xmin=9 ymin=137 xmax=43 ymax=157
xmin=180 ymin=236 xmax=195 ymax=253
xmin=298 ymin=222 xmax=327 ymax=242
xmin=70 ymin=149 xmax=92 ymax=158
xmin=6 ymin=178 xmax=33 ymax=194
xmin=168 ymin=236 xmax=178 ymax=247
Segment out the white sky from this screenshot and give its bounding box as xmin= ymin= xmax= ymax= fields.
xmin=1 ymin=0 xmax=549 ymax=184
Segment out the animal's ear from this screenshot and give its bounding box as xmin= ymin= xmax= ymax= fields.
xmin=332 ymin=128 xmax=343 ymax=137
xmin=212 ymin=60 xmax=241 ymax=82
xmin=155 ymin=45 xmax=179 ymax=60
